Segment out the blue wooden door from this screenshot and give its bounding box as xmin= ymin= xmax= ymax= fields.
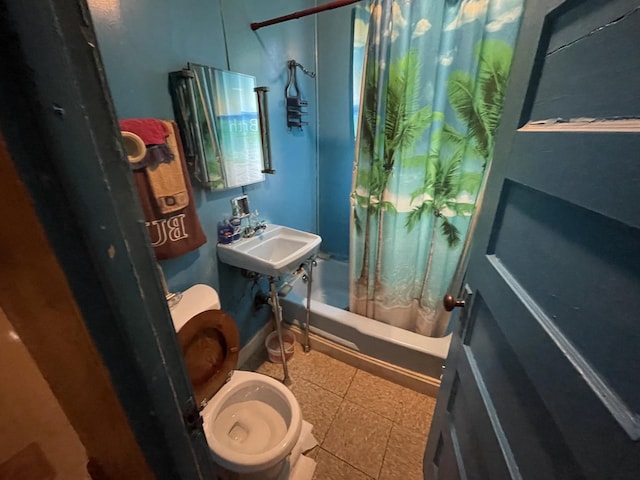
xmin=424 ymin=0 xmax=640 ymax=478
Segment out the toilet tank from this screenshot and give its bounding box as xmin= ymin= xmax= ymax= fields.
xmin=169 ymin=284 xmax=221 ymax=332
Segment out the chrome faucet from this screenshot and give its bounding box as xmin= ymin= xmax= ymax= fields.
xmin=254 ymin=220 xmax=267 ymax=233
xmin=241 ymin=210 xmax=267 ymax=238
xmin=242 ymin=222 xmax=267 ymax=238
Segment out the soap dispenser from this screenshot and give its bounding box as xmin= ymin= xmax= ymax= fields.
xmin=217 ymin=217 xmax=233 ymax=244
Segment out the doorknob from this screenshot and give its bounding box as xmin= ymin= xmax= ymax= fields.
xmin=443 ymin=294 xmax=465 ymax=311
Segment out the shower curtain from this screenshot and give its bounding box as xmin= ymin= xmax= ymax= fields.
xmin=350 ymin=0 xmax=523 ymax=336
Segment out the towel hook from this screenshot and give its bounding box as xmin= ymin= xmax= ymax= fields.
xmin=288 ymin=60 xmax=316 ymax=79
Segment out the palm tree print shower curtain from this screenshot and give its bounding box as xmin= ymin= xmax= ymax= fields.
xmin=350 ymin=0 xmax=523 ymax=336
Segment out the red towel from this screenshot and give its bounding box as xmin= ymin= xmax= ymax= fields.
xmin=132 ymin=121 xmax=207 ymax=260
xmin=119 ymin=118 xmax=168 ymax=145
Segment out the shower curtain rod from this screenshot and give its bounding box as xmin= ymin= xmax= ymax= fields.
xmin=251 ymin=0 xmax=363 ymax=31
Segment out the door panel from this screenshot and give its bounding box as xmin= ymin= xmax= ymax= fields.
xmin=547 ymin=0 xmax=639 ymax=53
xmin=432 ymin=359 xmax=514 ymax=480
xmin=488 ymin=182 xmax=640 ymax=413
xmin=424 ymin=0 xmax=640 ymax=478
xmin=528 ymin=1 xmax=640 ymax=120
xmin=463 ymin=295 xmax=583 ymax=479
xmin=505 ymin=133 xmax=640 ymax=226
xmin=453 ymin=349 xmax=518 ymax=480
xmin=430 ymin=416 xmax=462 ymax=480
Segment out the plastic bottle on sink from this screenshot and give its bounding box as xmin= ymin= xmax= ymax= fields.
xmin=217 ymin=217 xmax=233 ymax=244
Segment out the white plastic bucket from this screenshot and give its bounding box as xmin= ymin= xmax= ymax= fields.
xmin=265 ymin=330 xmax=295 ymax=363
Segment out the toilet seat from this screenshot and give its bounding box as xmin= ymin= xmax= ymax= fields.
xmin=177 ymin=309 xmax=239 ymax=405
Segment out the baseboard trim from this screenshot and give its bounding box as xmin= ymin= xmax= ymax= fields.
xmin=288 ymin=325 xmax=440 ymax=397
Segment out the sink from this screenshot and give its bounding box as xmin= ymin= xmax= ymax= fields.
xmin=217 ymin=224 xmax=322 ymax=277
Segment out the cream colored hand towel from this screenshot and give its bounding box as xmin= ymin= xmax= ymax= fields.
xmin=145 ymin=120 xmax=189 ymax=213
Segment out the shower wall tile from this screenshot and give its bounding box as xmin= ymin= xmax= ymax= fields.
xmin=345 ymin=370 xmax=406 ymax=422
xmin=322 ymin=400 xmax=392 ymax=478
xmin=379 ymin=424 xmax=426 ymax=480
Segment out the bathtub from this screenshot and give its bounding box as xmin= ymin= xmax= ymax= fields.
xmin=279 ymin=258 xmax=451 ymax=380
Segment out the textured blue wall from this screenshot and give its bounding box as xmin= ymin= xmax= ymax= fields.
xmin=221 ymin=1 xmax=318 ymax=234
xmin=90 ymin=0 xmax=318 ymax=345
xmin=317 ymin=7 xmax=355 ymax=260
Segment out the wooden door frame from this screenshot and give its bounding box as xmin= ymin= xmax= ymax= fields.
xmin=0 ymin=1 xmax=215 ymax=478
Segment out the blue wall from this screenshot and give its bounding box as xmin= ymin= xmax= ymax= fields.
xmin=221 ymin=1 xmax=318 ymax=234
xmin=90 ymin=0 xmax=318 ymax=345
xmin=317 ymin=7 xmax=356 ymax=260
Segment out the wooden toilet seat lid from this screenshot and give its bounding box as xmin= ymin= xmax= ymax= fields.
xmin=177 ymin=309 xmax=239 ymax=405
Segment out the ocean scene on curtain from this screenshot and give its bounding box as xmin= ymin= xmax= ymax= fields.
xmin=350 ymin=0 xmax=523 ymax=336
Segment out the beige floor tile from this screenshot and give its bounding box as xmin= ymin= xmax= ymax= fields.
xmin=253 ymin=341 xmax=356 ymax=397
xmin=252 ymin=341 xmax=300 ymax=380
xmin=290 ymin=377 xmax=342 ymax=443
xmin=345 ymin=370 xmax=406 ymax=422
xmin=254 ymin=356 xmax=286 ymax=380
xmin=322 ymin=400 xmax=392 ymax=478
xmin=243 ymin=339 xmax=437 ymax=479
xmin=379 ymin=424 xmax=427 ymax=480
xmin=313 ymin=448 xmax=374 ymax=480
xmin=288 ymin=348 xmax=357 ymax=396
xmin=248 ymin=339 xmax=302 ymax=381
xmin=396 ymin=389 xmax=437 ymax=437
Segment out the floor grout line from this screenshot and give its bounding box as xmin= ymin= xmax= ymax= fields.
xmin=317 ymin=447 xmax=377 ymax=480
xmin=294 ymin=346 xmax=359 ymax=397
xmin=343 ymin=365 xmax=359 ymax=397
xmin=323 ymin=397 xmax=394 ymax=480
xmin=318 ymin=395 xmax=344 ymax=450
xmin=375 ymin=408 xmax=395 ymax=480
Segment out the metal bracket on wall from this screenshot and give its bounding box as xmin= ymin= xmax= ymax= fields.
xmin=285 ymin=60 xmax=315 ymax=131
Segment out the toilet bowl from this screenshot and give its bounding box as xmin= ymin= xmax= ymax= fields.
xmin=170 ymin=284 xmax=302 ymax=478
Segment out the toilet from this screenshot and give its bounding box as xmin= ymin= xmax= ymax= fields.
xmin=170 ymin=284 xmax=302 ymax=478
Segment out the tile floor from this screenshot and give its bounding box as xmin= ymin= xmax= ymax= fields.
xmin=241 ymin=341 xmax=437 ymax=480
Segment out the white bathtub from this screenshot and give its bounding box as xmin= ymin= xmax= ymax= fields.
xmin=279 ymin=258 xmax=451 ymax=379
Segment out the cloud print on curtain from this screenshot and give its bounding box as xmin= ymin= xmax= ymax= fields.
xmin=350 ymin=0 xmax=523 ymax=337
